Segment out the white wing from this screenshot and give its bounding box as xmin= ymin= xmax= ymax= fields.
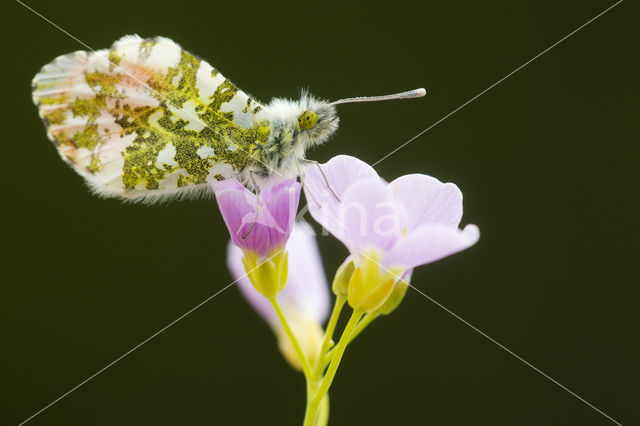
xmin=32 ymin=35 xmax=270 ymax=202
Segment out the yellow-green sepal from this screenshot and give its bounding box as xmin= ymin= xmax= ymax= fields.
xmin=378 ymin=279 xmax=409 ymax=315
xmin=242 ymin=248 xmax=289 ymax=299
xmin=347 ymin=252 xmax=401 ymax=313
xmin=332 ymin=257 xmax=355 ymax=297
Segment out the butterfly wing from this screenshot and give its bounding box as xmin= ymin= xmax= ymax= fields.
xmin=32 ymin=35 xmax=270 ymax=202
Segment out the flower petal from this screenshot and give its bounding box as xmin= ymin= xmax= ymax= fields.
xmin=213 ymin=179 xmax=257 ymax=250
xmin=384 ymin=224 xmax=479 ymax=269
xmin=305 ymin=155 xmax=380 ymax=239
xmin=389 ymin=174 xmax=463 ymax=230
xmin=214 ymin=178 xmax=300 ymax=256
xmin=338 ymin=178 xmax=406 ymax=253
xmin=264 ymin=179 xmax=301 ymax=248
xmin=280 ymin=221 xmax=330 ymax=323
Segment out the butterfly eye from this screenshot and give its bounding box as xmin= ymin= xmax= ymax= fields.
xmin=298 ymin=110 xmax=318 ymax=130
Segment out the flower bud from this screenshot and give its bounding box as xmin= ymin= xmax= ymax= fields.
xmin=332 ymin=257 xmax=355 ymax=297
xmin=242 ymin=249 xmax=288 ymax=299
xmin=276 ymin=313 xmax=324 ymax=371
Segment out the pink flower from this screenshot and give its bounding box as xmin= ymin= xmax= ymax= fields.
xmin=305 ymin=155 xmax=478 ymax=269
xmin=304 ymin=155 xmax=479 ymax=310
xmin=227 ymin=222 xmax=330 ymax=369
xmin=213 ymin=178 xmax=301 ymax=257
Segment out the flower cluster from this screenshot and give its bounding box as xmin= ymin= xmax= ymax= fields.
xmin=213 ymin=155 xmax=478 ymax=425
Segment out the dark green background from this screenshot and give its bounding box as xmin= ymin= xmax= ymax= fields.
xmin=2 ymin=0 xmax=637 ymax=424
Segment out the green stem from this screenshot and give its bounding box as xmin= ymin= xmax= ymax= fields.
xmin=303 ymin=379 xmax=320 ymax=426
xmin=317 ymin=394 xmax=330 ymax=426
xmin=323 ymin=311 xmax=380 ymax=367
xmin=304 ymin=310 xmax=364 ymax=425
xmin=269 ymin=297 xmax=312 ymax=378
xmin=313 ymin=295 xmax=346 ymax=380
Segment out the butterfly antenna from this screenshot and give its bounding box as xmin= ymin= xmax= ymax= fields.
xmin=331 ymin=88 xmax=426 ymax=106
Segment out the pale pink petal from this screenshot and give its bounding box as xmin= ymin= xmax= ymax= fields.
xmin=305 ymin=155 xmax=380 ymax=239
xmin=280 ymin=221 xmax=330 ymax=323
xmin=389 ymin=174 xmax=463 ymax=230
xmin=338 ymin=178 xmax=405 ymax=253
xmin=384 ymin=224 xmax=479 ymax=269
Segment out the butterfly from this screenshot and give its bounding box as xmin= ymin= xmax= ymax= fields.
xmin=32 ymin=35 xmax=425 ymax=203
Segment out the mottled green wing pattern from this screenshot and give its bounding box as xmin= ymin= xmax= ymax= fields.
xmin=32 ymin=35 xmax=270 ymax=201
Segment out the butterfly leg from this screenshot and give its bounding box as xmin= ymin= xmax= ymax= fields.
xmin=301 ymin=159 xmax=341 ymax=202
xmin=294 ymin=156 xmax=324 ymax=209
xmin=241 ymin=172 xmax=261 ymax=239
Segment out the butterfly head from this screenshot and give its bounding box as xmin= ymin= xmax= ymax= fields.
xmin=294 ymin=92 xmax=339 ymax=148
xmin=260 ymin=88 xmax=425 ymax=173
xmin=262 ymin=91 xmax=339 ymax=159
xmin=286 ymin=88 xmax=427 ymax=150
